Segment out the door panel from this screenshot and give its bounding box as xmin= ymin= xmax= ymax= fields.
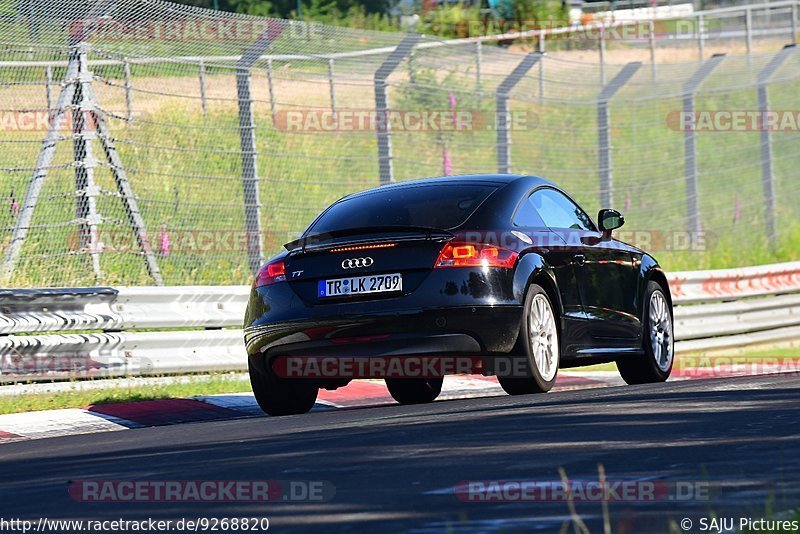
xmin=556 ymin=230 xmax=641 ymax=341
xmin=527 ymin=187 xmax=640 ymax=345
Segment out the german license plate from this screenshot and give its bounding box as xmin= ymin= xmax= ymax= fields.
xmin=318 ymin=273 xmax=402 ymax=298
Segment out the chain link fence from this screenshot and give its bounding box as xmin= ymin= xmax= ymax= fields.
xmin=1 ymin=0 xmax=799 ymax=286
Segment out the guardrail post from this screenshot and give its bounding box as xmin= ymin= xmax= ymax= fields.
xmin=682 ymin=53 xmax=726 ymax=234
xmin=198 ymin=60 xmax=207 ymax=115
xmin=597 ymin=62 xmax=641 ymax=209
xmin=327 ymin=58 xmax=336 ymax=113
xmin=793 ymin=4 xmax=798 ymax=45
xmin=757 ymin=44 xmax=796 ymax=249
xmin=236 ymin=21 xmax=284 ymax=274
xmin=538 ymin=32 xmax=545 ymax=104
xmin=374 ymin=33 xmax=421 ymax=185
xmin=496 ymin=52 xmax=543 ymax=174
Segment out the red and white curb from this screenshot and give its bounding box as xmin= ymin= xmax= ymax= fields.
xmin=0 ymin=373 xmax=620 ymax=443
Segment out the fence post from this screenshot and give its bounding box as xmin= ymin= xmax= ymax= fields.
xmin=236 ymin=21 xmax=284 ymax=274
xmin=2 ymin=47 xmax=79 ymax=281
xmin=682 ymin=53 xmax=725 ymax=234
xmin=45 ymin=65 xmax=53 ymax=109
xmin=123 ymin=58 xmax=133 ymax=122
xmin=327 ymin=58 xmax=336 ymax=113
xmin=599 ymin=26 xmax=606 ymax=86
xmin=538 ymin=31 xmax=546 ymax=104
xmin=597 ymin=62 xmax=641 ymax=209
xmin=408 ymin=48 xmax=416 ymax=84
xmin=648 ymin=21 xmax=657 ymax=81
xmin=496 ymin=52 xmax=543 ymax=174
xmin=73 ymin=43 xmax=102 ymax=280
xmin=266 ymin=58 xmax=276 ymax=124
xmin=475 ymin=40 xmax=482 ymax=94
xmin=697 ymin=13 xmax=705 ymax=60
xmin=757 ymin=44 xmax=796 ymax=248
xmin=198 ymin=60 xmax=207 ymax=115
xmin=745 ymin=7 xmax=753 ymax=57
xmin=374 ymin=33 xmax=421 ymax=185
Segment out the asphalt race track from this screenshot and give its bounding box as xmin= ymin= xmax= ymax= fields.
xmin=1 ymin=374 xmax=798 ymax=533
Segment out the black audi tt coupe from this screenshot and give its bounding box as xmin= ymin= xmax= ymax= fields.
xmin=244 ymin=174 xmax=674 ymax=415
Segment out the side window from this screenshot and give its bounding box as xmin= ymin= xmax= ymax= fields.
xmin=512 ymin=194 xmax=545 ymax=227
xmin=530 ymin=188 xmax=595 ymax=231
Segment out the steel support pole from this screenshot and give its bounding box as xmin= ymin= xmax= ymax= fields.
xmin=597 ymin=62 xmax=642 ymax=209
xmin=496 ymin=52 xmax=543 ymax=174
xmin=199 ymin=60 xmax=207 ymax=115
xmin=756 ymin=44 xmax=796 ymax=248
xmin=2 ymin=49 xmax=79 ymax=281
xmin=236 ymin=20 xmax=284 ymax=274
xmin=374 ymin=33 xmax=422 ymax=184
xmin=683 ymin=54 xmax=725 ymax=234
xmin=327 ymin=58 xmax=336 ymax=113
xmin=73 ymin=45 xmax=102 ymax=280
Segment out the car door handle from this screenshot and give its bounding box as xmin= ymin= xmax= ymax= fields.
xmin=572 ymin=254 xmax=586 ymax=266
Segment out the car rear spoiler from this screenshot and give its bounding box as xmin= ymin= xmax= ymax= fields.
xmin=284 ymin=226 xmax=454 ymax=253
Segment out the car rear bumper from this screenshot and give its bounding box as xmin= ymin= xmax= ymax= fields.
xmin=244 ymin=305 xmax=523 ymax=372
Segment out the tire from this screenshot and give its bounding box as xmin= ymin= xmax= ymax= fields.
xmin=617 ymin=281 xmax=674 ymax=385
xmin=249 ymin=359 xmax=318 ymax=416
xmin=498 ymin=283 xmax=560 ymax=395
xmin=385 ymin=377 xmax=443 ymax=405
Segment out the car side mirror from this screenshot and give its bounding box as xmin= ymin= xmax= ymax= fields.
xmin=598 ymin=209 xmax=624 ymax=237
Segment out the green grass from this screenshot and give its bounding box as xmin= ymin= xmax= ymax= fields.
xmin=0 ymin=373 xmax=251 ymax=415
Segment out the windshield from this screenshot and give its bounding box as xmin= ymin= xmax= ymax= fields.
xmin=306 ymin=183 xmax=497 ymax=235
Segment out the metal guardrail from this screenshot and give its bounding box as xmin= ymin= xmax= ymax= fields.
xmin=1 ymin=261 xmax=799 ymax=382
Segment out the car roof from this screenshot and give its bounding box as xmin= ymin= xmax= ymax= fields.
xmin=341 ymin=174 xmax=555 ymax=200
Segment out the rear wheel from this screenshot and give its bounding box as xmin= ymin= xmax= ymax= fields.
xmin=249 ymin=359 xmax=318 ymax=416
xmin=617 ymin=281 xmax=674 ymax=384
xmin=498 ymin=284 xmax=560 ymax=395
xmin=385 ymin=377 xmax=443 ymax=404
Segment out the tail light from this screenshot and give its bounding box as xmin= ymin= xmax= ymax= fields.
xmin=434 ymin=242 xmax=518 ymax=269
xmin=255 ymin=260 xmax=286 ymax=287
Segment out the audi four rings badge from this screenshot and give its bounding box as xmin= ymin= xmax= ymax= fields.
xmin=341 ymin=257 xmax=374 ymax=269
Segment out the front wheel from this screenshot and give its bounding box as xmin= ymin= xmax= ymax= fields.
xmin=385 ymin=377 xmax=443 ymax=405
xmin=249 ymin=359 xmax=319 ymax=416
xmin=617 ymin=281 xmax=674 ymax=384
xmin=498 ymin=284 xmax=560 ymax=395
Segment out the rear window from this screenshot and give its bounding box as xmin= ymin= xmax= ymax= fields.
xmin=306 ymin=184 xmax=497 ymax=234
